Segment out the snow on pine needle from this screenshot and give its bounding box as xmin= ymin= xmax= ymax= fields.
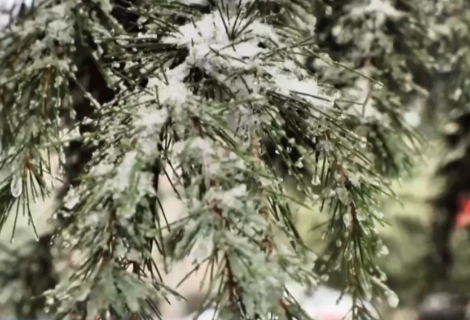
xmin=0 ymin=0 xmax=407 ymax=319
xmin=162 ymin=9 xmax=337 ymax=106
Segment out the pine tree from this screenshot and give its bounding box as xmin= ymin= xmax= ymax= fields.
xmin=409 ymin=0 xmax=470 ymax=296
xmin=0 ymin=0 xmax=440 ymax=319
xmin=420 ymin=0 xmax=470 ymax=122
xmin=308 ymin=0 xmax=470 ymax=301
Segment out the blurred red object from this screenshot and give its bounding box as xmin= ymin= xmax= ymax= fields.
xmin=316 ymin=311 xmax=348 ymax=320
xmin=456 ymin=197 xmax=470 ymax=228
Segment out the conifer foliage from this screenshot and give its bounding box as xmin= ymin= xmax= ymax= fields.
xmin=0 ymin=0 xmax=426 ymax=319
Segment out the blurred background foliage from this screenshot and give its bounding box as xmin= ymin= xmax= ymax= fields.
xmin=291 ymin=138 xmax=470 ymax=313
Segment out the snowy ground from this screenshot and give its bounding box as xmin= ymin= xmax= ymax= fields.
xmin=165 ymin=286 xmax=355 ymax=320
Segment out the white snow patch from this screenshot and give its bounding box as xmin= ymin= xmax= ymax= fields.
xmin=179 ymin=0 xmax=209 ymax=5
xmin=162 ymin=11 xmax=278 ymax=74
xmin=0 ymin=0 xmax=37 ymax=28
xmin=351 ymin=0 xmax=403 ymax=18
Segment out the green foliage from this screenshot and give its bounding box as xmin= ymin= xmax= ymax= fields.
xmin=3 ymin=0 xmax=470 ymax=319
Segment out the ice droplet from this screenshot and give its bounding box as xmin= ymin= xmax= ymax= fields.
xmin=387 ymin=291 xmax=399 ymax=308
xmin=311 ymin=175 xmax=320 ymax=185
xmin=379 ymin=244 xmax=389 ymax=256
xmin=11 ymin=174 xmax=22 ymax=198
xmin=373 ymin=81 xmax=384 ymax=90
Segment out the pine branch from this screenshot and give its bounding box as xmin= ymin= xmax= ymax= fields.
xmin=0 ymin=0 xmax=446 ymax=319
